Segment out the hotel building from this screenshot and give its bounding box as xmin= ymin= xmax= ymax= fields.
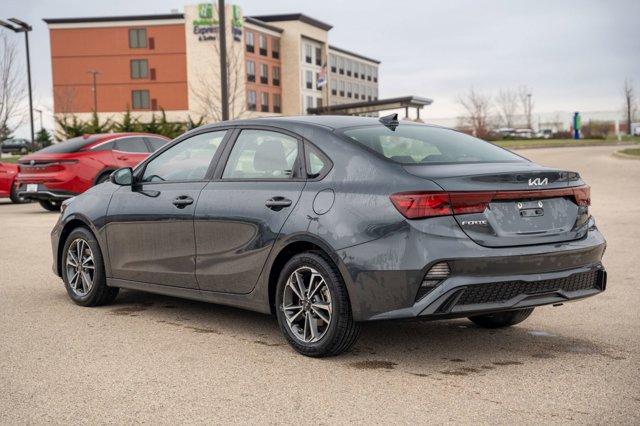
xmin=44 ymin=4 xmax=380 ymax=125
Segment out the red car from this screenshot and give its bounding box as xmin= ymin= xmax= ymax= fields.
xmin=0 ymin=162 xmax=28 ymax=203
xmin=17 ymin=133 xmax=169 ymax=211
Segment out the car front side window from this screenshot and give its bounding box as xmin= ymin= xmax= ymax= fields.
xmin=142 ymin=131 xmax=226 ymax=183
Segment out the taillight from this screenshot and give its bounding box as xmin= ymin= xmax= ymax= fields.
xmin=391 ymin=185 xmax=590 ymax=219
xmin=389 ymin=192 xmax=452 ymax=219
xmin=573 ymin=185 xmax=590 ymax=206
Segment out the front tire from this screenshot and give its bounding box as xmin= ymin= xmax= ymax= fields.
xmin=38 ymin=199 xmax=61 ymax=211
xmin=61 ymin=227 xmax=118 ymax=307
xmin=468 ymin=308 xmax=534 ymax=328
xmin=275 ymin=251 xmax=360 ymax=357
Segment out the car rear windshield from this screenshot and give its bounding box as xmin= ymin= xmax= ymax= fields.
xmin=341 ymin=124 xmax=525 ymax=164
xmin=37 ymin=135 xmax=101 ymax=154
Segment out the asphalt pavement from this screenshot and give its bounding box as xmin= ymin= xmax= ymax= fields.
xmin=0 ymin=145 xmax=638 ymax=424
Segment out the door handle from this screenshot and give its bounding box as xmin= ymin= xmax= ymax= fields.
xmin=265 ymin=196 xmax=292 ymax=210
xmin=172 ymin=195 xmax=194 ymax=209
xmin=117 ymin=156 xmax=129 ymax=161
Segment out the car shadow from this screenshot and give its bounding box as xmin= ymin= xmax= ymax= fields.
xmin=103 ymin=289 xmax=623 ymax=373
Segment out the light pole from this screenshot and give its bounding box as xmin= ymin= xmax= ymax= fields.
xmin=87 ymin=69 xmax=100 ymax=112
xmin=0 ymin=18 xmax=34 ymax=143
xmin=218 ymin=0 xmax=229 ymax=121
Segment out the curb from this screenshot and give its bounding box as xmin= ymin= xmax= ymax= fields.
xmin=612 ymin=150 xmax=640 ymax=160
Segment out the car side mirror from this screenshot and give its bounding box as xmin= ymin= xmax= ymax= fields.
xmin=110 ymin=167 xmax=133 ymax=186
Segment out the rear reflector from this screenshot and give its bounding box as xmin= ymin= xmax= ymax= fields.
xmin=390 ymin=185 xmax=590 ymax=219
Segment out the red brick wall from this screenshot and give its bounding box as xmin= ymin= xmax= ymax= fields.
xmin=50 ymin=23 xmax=188 ymax=113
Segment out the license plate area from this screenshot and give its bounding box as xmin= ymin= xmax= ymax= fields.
xmin=26 ymin=184 xmax=38 ymax=193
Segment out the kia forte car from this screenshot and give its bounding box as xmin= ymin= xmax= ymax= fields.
xmin=50 ymin=115 xmax=606 ymax=357
xmin=17 ymin=133 xmax=169 ymax=211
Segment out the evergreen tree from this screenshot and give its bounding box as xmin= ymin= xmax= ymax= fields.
xmin=36 ymin=128 xmax=53 ymax=148
xmin=113 ymin=107 xmax=138 ymax=132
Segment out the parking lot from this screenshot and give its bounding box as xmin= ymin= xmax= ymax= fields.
xmin=0 ymin=145 xmax=638 ymax=424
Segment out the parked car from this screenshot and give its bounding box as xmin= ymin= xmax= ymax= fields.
xmin=1 ymin=138 xmax=36 ymax=155
xmin=17 ymin=133 xmax=169 ymax=211
xmin=0 ymin=162 xmax=29 ymax=203
xmin=51 ymin=116 xmax=606 ymax=357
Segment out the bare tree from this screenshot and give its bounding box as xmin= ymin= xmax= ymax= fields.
xmin=518 ymin=86 xmax=534 ymax=129
xmin=189 ymin=31 xmax=247 ymax=122
xmin=0 ymin=33 xmax=25 ymax=140
xmin=623 ymin=78 xmax=637 ymax=135
xmin=457 ymin=87 xmax=492 ymax=137
xmin=495 ymin=88 xmax=518 ymax=128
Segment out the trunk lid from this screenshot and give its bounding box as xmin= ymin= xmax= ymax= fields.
xmin=17 ymin=153 xmax=78 ymax=180
xmin=403 ymin=162 xmax=590 ymax=247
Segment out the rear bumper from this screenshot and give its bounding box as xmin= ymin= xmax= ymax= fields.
xmin=337 ymin=215 xmax=606 ymax=321
xmin=17 ymin=183 xmax=76 ymax=201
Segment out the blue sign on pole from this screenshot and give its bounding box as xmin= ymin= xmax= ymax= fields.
xmin=573 ymin=112 xmax=581 ymax=140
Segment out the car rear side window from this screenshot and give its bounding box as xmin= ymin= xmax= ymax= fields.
xmin=342 ymin=125 xmax=525 ymax=164
xmin=222 ymin=130 xmax=298 ymax=180
xmin=142 ymin=131 xmax=226 ymax=182
xmin=115 ymin=137 xmax=149 ymax=153
xmin=146 ymin=137 xmax=168 ymax=152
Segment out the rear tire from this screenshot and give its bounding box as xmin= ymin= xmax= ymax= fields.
xmin=9 ymin=185 xmax=29 ymax=204
xmin=275 ymin=251 xmax=360 ymax=357
xmin=468 ymin=308 xmax=534 ymax=328
xmin=39 ymin=199 xmax=61 ymax=212
xmin=61 ymin=227 xmax=119 ymax=307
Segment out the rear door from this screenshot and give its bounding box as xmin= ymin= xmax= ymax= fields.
xmin=113 ymin=136 xmax=151 ymax=168
xmin=106 ymin=130 xmax=228 ymax=288
xmin=194 ymin=128 xmax=306 ymax=294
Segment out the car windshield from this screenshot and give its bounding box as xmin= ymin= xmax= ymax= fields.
xmin=37 ymin=135 xmax=101 ymax=154
xmin=341 ymin=124 xmax=525 ymax=164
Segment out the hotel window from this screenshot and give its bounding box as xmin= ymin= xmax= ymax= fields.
xmin=131 ymin=90 xmax=150 ymax=109
xmin=260 ymin=63 xmax=268 ymax=84
xmin=361 ymin=85 xmax=366 ymax=99
xmin=374 ymin=87 xmax=378 ymax=100
xmin=130 ymin=59 xmax=148 ymax=79
xmin=246 ymin=60 xmax=255 ymax=82
xmin=317 ymin=98 xmax=323 ymax=108
xmin=367 ymin=86 xmax=372 ymax=101
xmin=346 ymin=59 xmax=352 ymax=77
xmin=354 ymin=62 xmax=360 ymax=79
xmin=330 ymin=55 xmax=337 ymax=73
xmin=315 ymin=47 xmax=322 ymax=66
xmin=361 ymin=64 xmax=366 ymax=80
xmin=247 ymin=90 xmax=257 ymax=111
xmin=330 ymin=78 xmax=337 ymax=96
xmin=272 ymin=66 xmax=280 ymax=86
xmin=128 ymin=28 xmax=147 ymax=48
xmin=259 ymin=34 xmax=267 ymax=56
xmin=306 ymin=95 xmax=314 ymax=111
xmin=260 ymin=92 xmax=269 ymax=112
xmin=338 ymin=80 xmax=345 ymax=97
xmin=354 ymin=83 xmax=359 ymax=99
xmin=304 ymin=44 xmax=312 ymax=64
xmin=305 ymin=70 xmax=313 ymax=89
xmin=346 ymin=82 xmax=352 ymax=98
xmin=273 ymin=93 xmax=281 ymax=113
xmin=245 ymin=31 xmax=254 ymax=53
xmin=373 ymin=67 xmax=378 ymax=83
xmin=338 ymin=57 xmax=344 ymax=74
xmin=367 ymin=65 xmax=372 ymax=81
xmin=272 ymin=38 xmax=280 ymax=59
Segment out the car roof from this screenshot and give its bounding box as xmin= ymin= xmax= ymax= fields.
xmin=200 ymin=115 xmax=400 ymax=131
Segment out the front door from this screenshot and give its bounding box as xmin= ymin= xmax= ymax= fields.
xmin=195 ymin=129 xmax=306 ymax=294
xmin=106 ymin=130 xmax=228 ymax=288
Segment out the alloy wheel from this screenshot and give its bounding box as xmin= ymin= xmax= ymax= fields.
xmin=65 ymin=238 xmax=95 ymax=296
xmin=282 ymin=266 xmax=333 ymax=343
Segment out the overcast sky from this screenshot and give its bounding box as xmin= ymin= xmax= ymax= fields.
xmin=3 ymin=0 xmax=639 ymax=137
